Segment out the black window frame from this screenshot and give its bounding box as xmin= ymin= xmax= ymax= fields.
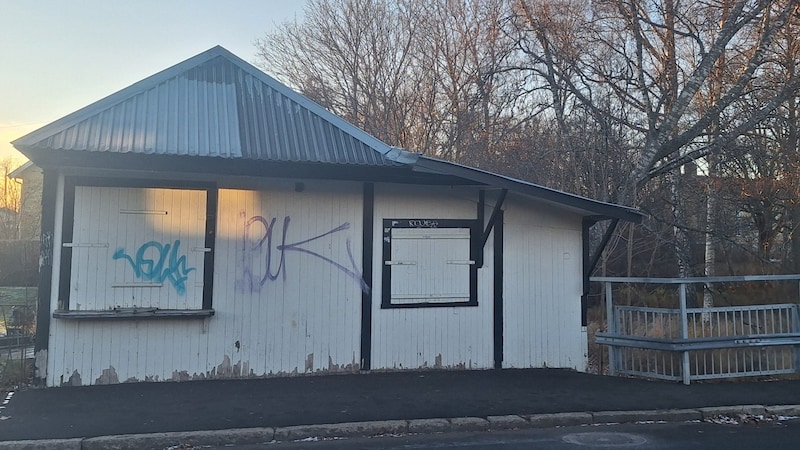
xmin=381 ymin=218 xmax=479 ymax=309
xmin=54 ymin=176 xmax=217 ymax=320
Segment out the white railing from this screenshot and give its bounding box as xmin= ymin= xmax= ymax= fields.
xmin=593 ymin=275 xmax=800 ymax=384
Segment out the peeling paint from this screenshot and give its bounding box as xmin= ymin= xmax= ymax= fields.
xmin=67 ymin=370 xmax=82 ymax=386
xmin=95 ymin=366 xmax=119 ymax=385
xmin=217 ymin=355 xmax=233 ymax=377
xmin=434 ymin=354 xmax=442 ymax=369
xmin=54 ymin=354 xmax=366 ymax=387
xmin=326 ymin=354 xmax=360 ymax=373
xmin=34 ymin=349 xmax=47 ymax=381
xmin=233 ymin=359 xmax=243 ymax=377
xmin=171 ymin=370 xmax=191 ymax=382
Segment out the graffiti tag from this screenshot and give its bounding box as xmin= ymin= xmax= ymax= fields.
xmin=408 ymin=219 xmax=438 ymax=228
xmin=113 ymin=240 xmax=196 ymax=295
xmin=237 ymin=215 xmax=369 ymax=293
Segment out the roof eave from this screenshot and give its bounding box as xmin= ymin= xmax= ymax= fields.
xmin=412 ymin=156 xmax=643 ymax=223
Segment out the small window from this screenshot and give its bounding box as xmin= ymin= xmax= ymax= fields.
xmin=382 ymin=219 xmax=478 ymax=308
xmin=54 ymin=178 xmax=216 ymax=320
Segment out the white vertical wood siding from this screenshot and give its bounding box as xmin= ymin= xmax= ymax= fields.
xmin=209 ymin=184 xmax=364 ymax=378
xmin=371 ymin=185 xmax=494 ymax=370
xmin=389 ymin=228 xmax=472 ymax=304
xmin=502 ymin=194 xmax=587 ymax=370
xmin=46 ymin=180 xmax=365 ymax=386
xmin=45 ymin=178 xmax=589 ymax=386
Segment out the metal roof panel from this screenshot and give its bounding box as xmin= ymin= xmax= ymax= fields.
xmin=14 ymin=46 xmax=397 ymax=167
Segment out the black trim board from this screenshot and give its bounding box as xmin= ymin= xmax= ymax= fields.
xmin=57 ymin=178 xmax=76 ymax=311
xmin=581 ymin=219 xmax=591 ymax=327
xmin=202 ymin=188 xmax=218 ymax=310
xmin=24 ymin=150 xmax=473 ymax=187
xmin=581 ymin=218 xmax=620 ymax=326
xmin=493 ymin=209 xmax=504 ymax=369
xmin=57 ymin=176 xmax=218 ymax=313
xmin=476 ymin=189 xmax=506 ymax=269
xmin=53 ymin=309 xmax=215 ymax=320
xmin=34 ymin=170 xmax=58 ymax=379
xmin=360 ymin=183 xmax=374 ymax=371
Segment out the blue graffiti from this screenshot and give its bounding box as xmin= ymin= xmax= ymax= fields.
xmin=113 ymin=240 xmax=196 ymax=295
xmin=238 ymin=215 xmax=369 ymax=293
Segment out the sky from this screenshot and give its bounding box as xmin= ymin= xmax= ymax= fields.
xmin=0 ymin=0 xmax=306 ymax=168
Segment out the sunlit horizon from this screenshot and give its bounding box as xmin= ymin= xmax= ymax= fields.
xmin=0 ymin=0 xmax=306 ymax=168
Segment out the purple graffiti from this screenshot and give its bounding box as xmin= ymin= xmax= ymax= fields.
xmin=238 ymin=215 xmax=369 ymax=293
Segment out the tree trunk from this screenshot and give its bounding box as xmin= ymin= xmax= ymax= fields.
xmin=669 ymin=172 xmax=695 ymax=281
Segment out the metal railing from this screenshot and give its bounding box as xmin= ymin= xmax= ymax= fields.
xmin=593 ymin=275 xmax=800 ymax=385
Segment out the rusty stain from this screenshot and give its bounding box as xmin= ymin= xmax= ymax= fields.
xmin=95 ymin=366 xmax=119 ymax=385
xmin=305 ymin=353 xmax=314 ymax=372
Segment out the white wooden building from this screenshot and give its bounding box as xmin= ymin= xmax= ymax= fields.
xmin=13 ymin=47 xmax=641 ymax=387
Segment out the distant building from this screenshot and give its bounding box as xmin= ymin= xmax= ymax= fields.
xmin=9 ymin=161 xmax=42 ymax=240
xmin=0 ymin=206 xmax=17 ymax=239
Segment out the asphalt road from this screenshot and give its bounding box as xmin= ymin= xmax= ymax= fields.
xmin=5 ymin=368 xmax=800 ymax=442
xmin=228 ymin=420 xmax=800 ymax=449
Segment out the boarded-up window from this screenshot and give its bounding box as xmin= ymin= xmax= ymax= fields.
xmin=382 ymin=219 xmax=478 ymax=308
xmin=63 ymin=185 xmax=210 ymax=311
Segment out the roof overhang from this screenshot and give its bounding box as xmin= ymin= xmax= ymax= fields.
xmin=411 ymin=156 xmax=643 ymax=223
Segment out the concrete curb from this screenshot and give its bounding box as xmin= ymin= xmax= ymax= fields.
xmin=2 ymin=404 xmax=799 ymax=449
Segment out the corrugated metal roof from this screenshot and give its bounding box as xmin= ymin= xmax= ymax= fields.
xmin=12 ymin=46 xmax=642 ymax=222
xmin=13 ymin=46 xmax=400 ymax=166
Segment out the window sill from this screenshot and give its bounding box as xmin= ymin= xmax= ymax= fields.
xmin=381 ymin=301 xmax=478 ymax=309
xmin=53 ymin=308 xmax=215 ymax=320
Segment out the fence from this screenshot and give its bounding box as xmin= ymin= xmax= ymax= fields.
xmin=0 ymin=285 xmax=37 ymax=385
xmin=593 ymin=275 xmax=800 ymax=385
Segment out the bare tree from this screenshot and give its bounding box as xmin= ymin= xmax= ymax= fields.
xmin=254 ymin=0 xmax=800 ymax=282
xmin=255 ymin=0 xmax=424 ymax=149
xmin=516 ymin=0 xmax=800 ymax=195
xmin=255 ymin=0 xmax=528 ymax=162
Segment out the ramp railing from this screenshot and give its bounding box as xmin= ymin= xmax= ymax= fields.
xmin=593 ymin=275 xmax=800 ymax=385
